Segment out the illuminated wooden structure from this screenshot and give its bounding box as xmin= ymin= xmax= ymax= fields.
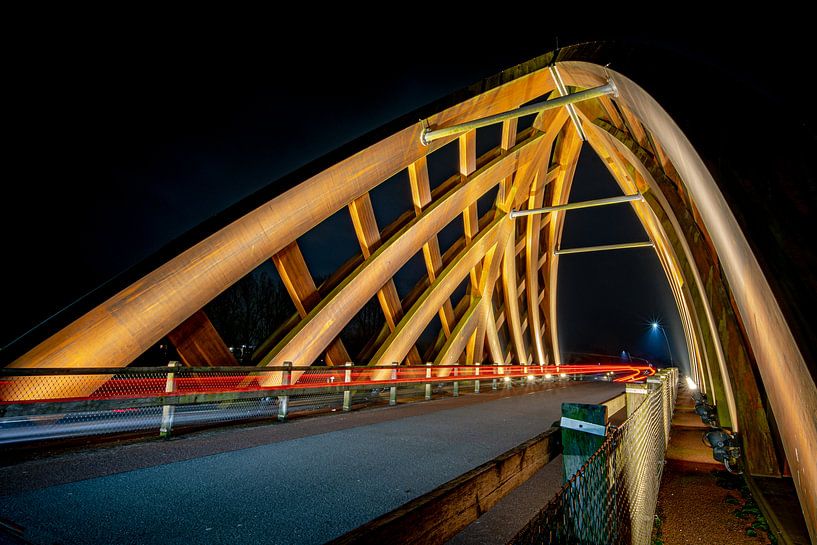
xmin=3 ymin=46 xmax=815 ymax=539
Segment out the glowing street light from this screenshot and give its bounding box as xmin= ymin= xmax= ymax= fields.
xmin=685 ymin=376 xmax=698 ymax=390
xmin=651 ymin=320 xmax=674 ymax=364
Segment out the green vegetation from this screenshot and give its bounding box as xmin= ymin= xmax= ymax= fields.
xmin=714 ymin=469 xmax=775 ymax=544
xmin=651 ymin=511 xmax=665 ymax=545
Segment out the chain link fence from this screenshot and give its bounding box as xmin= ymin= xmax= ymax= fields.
xmin=510 ymin=368 xmax=678 ymax=545
xmin=0 ymin=364 xmax=654 ymax=445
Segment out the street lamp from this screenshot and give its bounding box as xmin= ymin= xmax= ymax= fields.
xmin=651 ymin=321 xmax=674 ymax=364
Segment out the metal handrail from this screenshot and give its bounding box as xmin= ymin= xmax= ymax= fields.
xmin=420 ymin=81 xmax=617 ymax=145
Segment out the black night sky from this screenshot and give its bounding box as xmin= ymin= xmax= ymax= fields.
xmin=3 ymin=18 xmax=813 ymax=372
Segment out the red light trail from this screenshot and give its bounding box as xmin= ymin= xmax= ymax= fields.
xmin=1 ymin=364 xmax=654 ymax=405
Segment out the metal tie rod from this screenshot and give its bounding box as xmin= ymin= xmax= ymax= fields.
xmin=555 ymin=241 xmax=654 ymax=255
xmin=510 ymin=194 xmax=643 ymax=219
xmin=420 ymin=81 xmax=618 ymax=145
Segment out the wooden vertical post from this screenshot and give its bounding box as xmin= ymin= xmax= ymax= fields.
xmin=625 ymin=382 xmax=652 ymax=417
xmin=648 ymin=373 xmax=671 ymax=444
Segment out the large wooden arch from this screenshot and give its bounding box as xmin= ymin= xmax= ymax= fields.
xmin=3 ymin=48 xmax=815 ymax=538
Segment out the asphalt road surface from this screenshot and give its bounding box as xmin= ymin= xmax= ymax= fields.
xmin=0 ymin=381 xmax=623 ymax=544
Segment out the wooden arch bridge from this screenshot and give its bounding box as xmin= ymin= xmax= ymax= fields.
xmin=2 ymin=44 xmax=815 ymax=540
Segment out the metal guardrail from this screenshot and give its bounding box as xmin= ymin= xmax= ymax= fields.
xmin=0 ymin=364 xmax=654 ymax=445
xmin=509 ymin=368 xmax=678 ymax=545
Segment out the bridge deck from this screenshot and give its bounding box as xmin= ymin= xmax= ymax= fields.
xmin=0 ymin=381 xmax=623 ymax=545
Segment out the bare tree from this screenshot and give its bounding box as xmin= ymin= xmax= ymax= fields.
xmin=206 ymin=269 xmax=293 ymax=355
xmin=342 ymin=297 xmax=384 ymax=360
xmin=206 ymin=270 xmax=385 ymax=364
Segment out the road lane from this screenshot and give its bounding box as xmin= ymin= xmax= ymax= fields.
xmin=0 ymin=381 xmax=622 ymax=545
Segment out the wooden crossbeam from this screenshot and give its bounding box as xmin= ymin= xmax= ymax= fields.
xmin=372 ymin=216 xmax=508 ymax=371
xmin=525 ymin=160 xmax=551 ymax=365
xmin=460 ymin=130 xmax=481 ymax=292
xmin=271 ymin=241 xmax=352 ymax=366
xmin=544 ymin=124 xmax=583 ymax=366
xmin=348 ymin=193 xmax=422 ymax=364
xmin=258 ymin=132 xmax=548 ymax=381
xmin=167 ymin=310 xmax=238 ymax=367
xmin=434 ymin=297 xmax=483 ymax=366
xmin=8 ymin=63 xmax=563 ymax=383
xmin=408 ymin=156 xmax=457 ymax=338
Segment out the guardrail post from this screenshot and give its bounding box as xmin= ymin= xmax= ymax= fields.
xmin=474 ymin=362 xmax=480 ymax=393
xmin=425 ymin=362 xmax=432 ymax=400
xmin=453 ymin=366 xmax=459 ymax=397
xmin=343 ymin=362 xmax=352 ymax=412
xmin=389 ymin=362 xmax=398 ymax=406
xmin=159 ymin=361 xmax=180 ymax=438
xmin=505 ymin=366 xmax=512 ymax=389
xmin=492 ymin=364 xmax=498 ymax=390
xmin=278 ymin=361 xmax=292 ymax=422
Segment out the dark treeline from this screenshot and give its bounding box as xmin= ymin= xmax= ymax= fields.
xmin=205 ymin=269 xmax=384 ymax=364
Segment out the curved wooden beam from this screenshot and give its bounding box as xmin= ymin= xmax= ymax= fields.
xmin=9 ymin=71 xmax=559 ymax=373
xmin=434 ymin=297 xmax=483 ymax=367
xmin=261 ymin=133 xmax=546 ymax=381
xmin=6 ymin=52 xmax=812 ymax=538
xmin=371 ymin=215 xmax=509 ymax=370
xmin=545 ymin=125 xmax=583 ymax=366
xmin=562 ymin=61 xmax=814 ymax=535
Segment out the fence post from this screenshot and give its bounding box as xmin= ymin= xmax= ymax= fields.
xmin=474 ymin=362 xmax=480 ymax=393
xmin=453 ymin=366 xmax=459 ymax=397
xmin=561 ymin=402 xmax=609 ymax=541
xmin=425 ymin=362 xmax=432 ymax=400
xmin=625 ymin=382 xmax=651 ymax=417
xmin=648 ymin=372 xmax=670 ymax=444
xmin=159 ymin=361 xmax=180 ymax=438
xmin=561 ymin=402 xmax=609 ymax=479
xmin=389 ymin=362 xmax=398 ymax=406
xmin=278 ymin=362 xmax=292 ymax=422
xmin=343 ymin=362 xmax=352 ymax=412
xmin=660 ymin=370 xmax=672 ymax=444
